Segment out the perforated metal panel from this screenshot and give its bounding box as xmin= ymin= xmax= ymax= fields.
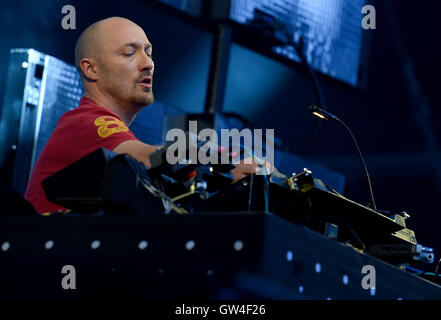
xmin=0 ymin=49 xmax=83 ymax=194
xmin=1 ymin=49 xmax=84 ymax=195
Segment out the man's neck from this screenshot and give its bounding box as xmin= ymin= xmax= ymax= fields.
xmin=83 ymin=91 xmax=138 ymax=126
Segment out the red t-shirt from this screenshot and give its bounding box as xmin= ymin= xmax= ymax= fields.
xmin=25 ymin=97 xmax=139 ymax=213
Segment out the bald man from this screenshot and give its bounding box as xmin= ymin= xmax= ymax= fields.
xmin=24 ymin=17 xmax=259 ymax=214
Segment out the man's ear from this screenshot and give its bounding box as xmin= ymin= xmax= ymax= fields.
xmin=80 ymin=58 xmax=98 ymax=82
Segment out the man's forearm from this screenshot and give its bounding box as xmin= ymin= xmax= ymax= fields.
xmin=113 ymin=140 xmax=163 ymax=168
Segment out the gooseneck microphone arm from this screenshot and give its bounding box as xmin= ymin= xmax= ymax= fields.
xmin=309 ymin=106 xmax=378 ymax=211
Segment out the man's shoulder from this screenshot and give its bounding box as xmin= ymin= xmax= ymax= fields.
xmin=52 ymin=98 xmax=134 ymax=143
xmin=59 ymin=101 xmax=122 ymax=127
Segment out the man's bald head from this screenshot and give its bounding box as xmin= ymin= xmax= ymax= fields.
xmin=74 ymin=17 xmax=143 ymax=72
xmin=74 ymin=19 xmax=100 ymax=71
xmin=74 ymin=17 xmax=155 ymax=113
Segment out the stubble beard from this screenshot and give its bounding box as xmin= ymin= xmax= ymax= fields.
xmin=101 ymin=67 xmax=154 ymax=108
xmin=133 ymin=86 xmax=154 ymax=107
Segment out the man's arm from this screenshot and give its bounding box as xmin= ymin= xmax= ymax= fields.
xmin=112 ymin=140 xmax=161 ymax=167
xmin=113 ymin=141 xmax=273 ymax=182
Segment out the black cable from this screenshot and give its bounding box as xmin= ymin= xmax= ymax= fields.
xmin=248 ymin=174 xmax=254 ymax=212
xmin=288 ymin=36 xmax=326 ymax=154
xmin=246 ymin=12 xmax=327 ymax=154
xmin=293 ymin=37 xmax=327 ymax=111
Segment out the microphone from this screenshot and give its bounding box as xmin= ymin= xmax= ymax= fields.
xmin=309 ymin=105 xmax=339 ymax=121
xmin=309 ymin=105 xmax=377 ymax=211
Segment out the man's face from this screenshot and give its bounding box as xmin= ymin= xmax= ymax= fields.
xmin=96 ymin=20 xmax=154 ymax=108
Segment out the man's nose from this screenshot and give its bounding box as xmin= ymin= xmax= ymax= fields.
xmin=140 ymin=52 xmax=154 ymax=72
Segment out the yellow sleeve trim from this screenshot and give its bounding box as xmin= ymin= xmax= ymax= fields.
xmin=94 ymin=116 xmax=129 ymax=138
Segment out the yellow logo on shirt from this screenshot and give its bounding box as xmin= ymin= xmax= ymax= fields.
xmin=94 ymin=116 xmax=129 ymax=138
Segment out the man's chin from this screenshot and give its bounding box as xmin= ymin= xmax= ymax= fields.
xmin=134 ymin=93 xmax=154 ymax=107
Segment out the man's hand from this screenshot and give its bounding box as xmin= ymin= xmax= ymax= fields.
xmin=113 ymin=141 xmax=274 ymax=183
xmin=230 ymin=156 xmax=274 ymax=183
xmin=217 ymin=147 xmax=273 ymax=182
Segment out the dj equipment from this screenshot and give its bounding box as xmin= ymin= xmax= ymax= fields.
xmin=42 ymin=142 xmax=235 ymax=215
xmin=41 ymin=141 xmax=434 ymax=269
xmin=201 ymin=168 xmax=429 ymax=264
xmin=163 ymin=112 xmax=347 ymax=194
xmin=42 ymin=148 xmax=164 ymax=215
